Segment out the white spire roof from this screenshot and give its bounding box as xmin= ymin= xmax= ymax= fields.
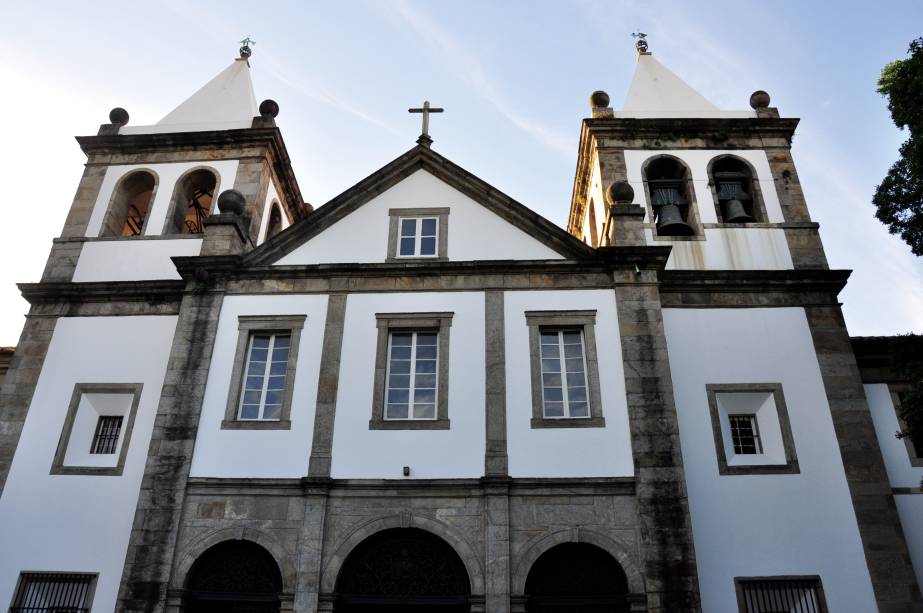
xmin=121 ymin=58 xmax=259 ymax=135
xmin=617 ymin=52 xmax=754 ymax=119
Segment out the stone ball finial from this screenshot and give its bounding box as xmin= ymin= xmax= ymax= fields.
xmin=749 ymin=90 xmax=771 ymax=110
xmin=259 ymin=99 xmax=280 ymax=119
xmin=606 ymin=181 xmax=635 ymax=205
xmin=217 ymin=189 xmax=246 ymax=215
xmin=590 ymin=90 xmax=610 ymax=108
xmin=109 ymin=107 xmax=129 ymax=126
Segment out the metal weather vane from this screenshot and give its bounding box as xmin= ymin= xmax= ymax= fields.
xmin=239 ymin=36 xmax=256 ymax=59
xmin=632 ymin=31 xmax=648 ymax=53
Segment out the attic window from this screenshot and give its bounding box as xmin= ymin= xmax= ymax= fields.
xmin=387 ymin=208 xmax=449 ymax=261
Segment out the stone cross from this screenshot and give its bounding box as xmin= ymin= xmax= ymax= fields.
xmin=408 ymin=100 xmax=444 ymax=139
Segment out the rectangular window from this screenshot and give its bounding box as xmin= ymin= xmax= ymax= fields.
xmin=238 ymin=332 xmax=291 ymax=421
xmin=729 ymin=414 xmax=762 ymax=455
xmin=371 ymin=312 xmax=453 ymax=430
xmin=223 ymin=315 xmax=305 ymax=430
xmin=10 ymin=572 xmax=97 ymax=613
xmin=385 ymin=331 xmax=439 ymax=420
xmin=736 ymin=577 xmax=827 ymax=613
xmin=539 ymin=329 xmax=590 ymax=419
xmin=90 ymin=415 xmax=123 ymax=454
xmin=398 ymin=217 xmax=438 ymax=257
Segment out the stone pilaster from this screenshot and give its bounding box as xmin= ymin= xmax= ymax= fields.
xmin=308 ymin=294 xmax=348 ymax=478
xmin=0 ymin=313 xmax=57 ymax=498
xmin=232 ymin=155 xmax=274 ymax=245
xmin=117 ymin=282 xmax=226 ymax=613
xmin=294 ymin=482 xmax=331 ymax=613
xmin=201 ymin=214 xmax=251 ymax=256
xmin=765 ymin=148 xmax=828 ymax=269
xmin=615 ymin=269 xmax=701 ymax=613
xmin=805 ymin=305 xmax=923 ymax=613
xmin=484 ymin=290 xmax=508 ymax=476
xmin=484 ymin=480 xmax=511 ymax=613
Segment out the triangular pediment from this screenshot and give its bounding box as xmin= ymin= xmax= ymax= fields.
xmin=246 ymin=146 xmax=593 ymax=266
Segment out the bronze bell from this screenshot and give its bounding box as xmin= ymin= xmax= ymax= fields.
xmin=722 ymin=199 xmax=756 ymax=223
xmin=656 ymin=204 xmax=695 ymax=236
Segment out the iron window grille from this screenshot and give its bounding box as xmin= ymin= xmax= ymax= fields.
xmin=9 ymin=573 xmax=96 ymax=613
xmin=539 ymin=329 xmax=591 ymax=419
xmin=737 ymin=578 xmax=826 ymax=613
xmin=90 ymin=415 xmax=123 ymax=455
xmin=397 ymin=217 xmax=439 ymax=257
xmin=384 ymin=331 xmax=439 ymax=420
xmin=238 ymin=333 xmax=292 ymax=421
xmin=729 ymin=414 xmax=763 ymax=455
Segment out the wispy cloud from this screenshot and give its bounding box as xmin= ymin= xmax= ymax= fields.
xmin=392 ymin=0 xmax=573 ymax=157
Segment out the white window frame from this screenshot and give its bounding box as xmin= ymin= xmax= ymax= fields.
xmin=396 ymin=216 xmax=439 ymax=258
xmin=539 ymin=328 xmax=591 ymax=419
xmin=384 ymin=330 xmax=439 ymax=421
xmin=237 ymin=332 xmax=291 ymax=421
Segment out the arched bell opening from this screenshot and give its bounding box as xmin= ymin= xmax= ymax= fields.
xmin=524 ymin=542 xmax=631 ymax=613
xmin=101 ymin=170 xmax=157 ymax=237
xmin=642 ymin=156 xmax=697 ymax=237
xmin=334 ymin=527 xmax=471 ymax=612
xmin=264 ymin=202 xmax=284 ymax=241
xmin=183 ymin=539 xmax=283 ymax=613
xmin=709 ymin=156 xmax=763 ymax=223
xmin=165 ymin=168 xmax=219 ymax=235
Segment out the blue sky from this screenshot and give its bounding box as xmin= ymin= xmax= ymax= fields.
xmin=0 ymin=0 xmax=921 ymax=344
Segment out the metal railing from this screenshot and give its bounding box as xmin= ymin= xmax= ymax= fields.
xmin=739 ymin=578 xmax=824 ymax=613
xmin=9 ymin=573 xmax=94 ymax=613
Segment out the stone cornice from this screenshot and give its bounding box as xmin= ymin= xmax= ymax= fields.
xmin=659 ymin=268 xmax=851 ymax=307
xmin=19 ymin=279 xmax=185 ymax=305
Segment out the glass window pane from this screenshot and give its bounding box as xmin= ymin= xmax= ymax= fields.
xmin=388 ymin=374 xmax=411 ymax=389
xmin=263 ymin=404 xmax=281 ymax=420
xmin=419 ymin=236 xmax=436 ymax=255
xmin=251 ymin=336 xmax=271 ymax=348
xmin=414 ymin=388 xmax=436 ymax=403
xmin=568 ymin=387 xmax=587 ymax=402
xmin=247 ymin=360 xmax=266 ymax=376
xmin=421 ymin=218 xmax=437 ymax=235
xmin=400 ymin=218 xmax=416 ymax=237
xmin=245 ymin=376 xmax=263 ymax=390
xmin=240 ymin=404 xmax=259 ymax=419
xmin=543 ymin=387 xmax=563 ymax=402
xmin=544 ymin=401 xmax=564 ymax=417
xmin=267 ymin=375 xmax=285 ymax=390
xmin=243 ymin=390 xmax=262 ymax=405
xmin=389 ymin=359 xmax=411 ymax=374
xmin=415 ymin=359 xmax=437 ymax=374
xmin=568 ymin=402 xmax=589 ymax=417
xmin=562 ymin=331 xmax=582 ymax=345
xmin=563 ymin=343 xmax=584 ymax=358
xmin=273 ymin=335 xmax=290 ymax=348
xmin=413 ymin=403 xmax=436 ymax=419
xmin=565 ymin=358 xmax=585 ymax=374
xmin=542 ymin=372 xmax=562 ymax=387
xmin=416 ymin=344 xmax=437 ymax=359
xmin=269 ymin=361 xmax=287 ymax=376
xmin=387 ymin=388 xmax=409 ymax=404
xmin=415 ymin=373 xmax=437 ymax=389
xmin=541 ymin=358 xmax=561 ymax=373
xmin=416 ymin=333 xmax=437 ymax=345
xmin=386 ymin=403 xmax=408 ymax=419
xmin=390 ymin=345 xmax=412 ymax=360
xmin=540 ymin=343 xmax=560 ymax=358
xmin=391 ymin=333 xmax=413 ymax=346
xmin=249 ymin=348 xmax=268 ymax=362
xmin=566 ymin=372 xmax=587 ymax=388
xmin=399 ymin=237 xmax=416 ymax=255
xmin=265 ymin=390 xmax=283 ymax=406
xmin=540 ymin=331 xmax=559 ymax=345
xmin=271 ymin=346 xmax=290 ymax=362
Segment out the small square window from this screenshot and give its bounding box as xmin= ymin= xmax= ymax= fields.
xmin=222 ymin=315 xmax=305 ymax=430
xmin=707 ymin=384 xmax=799 ymax=475
xmin=90 ymin=415 xmax=123 ymax=454
xmin=387 ymin=208 xmax=449 ymax=261
xmin=526 ymin=311 xmax=605 ymax=428
xmin=735 ymin=576 xmax=828 ymax=613
xmin=10 ymin=572 xmax=97 ymax=613
xmin=371 ymin=312 xmax=453 ymax=430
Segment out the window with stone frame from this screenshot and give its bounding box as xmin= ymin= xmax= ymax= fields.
xmin=371 ymin=313 xmax=453 ymax=430
xmin=735 ymin=576 xmax=828 ymax=613
xmin=222 ymin=315 xmax=305 ymax=430
xmin=9 ymin=572 xmax=97 ymax=613
xmin=525 ymin=310 xmax=605 ymax=428
xmin=386 ymin=208 xmax=449 ymax=261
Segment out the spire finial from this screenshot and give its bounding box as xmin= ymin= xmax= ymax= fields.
xmin=239 ymin=36 xmax=255 ymax=59
xmin=632 ymin=31 xmax=649 ymax=54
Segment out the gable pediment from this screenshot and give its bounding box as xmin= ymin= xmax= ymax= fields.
xmin=246 ymin=146 xmax=592 ymax=266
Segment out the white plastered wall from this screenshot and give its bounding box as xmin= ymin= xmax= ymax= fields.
xmin=275 ymin=169 xmax=564 ymax=265
xmin=330 ymin=292 xmax=485 ymax=479
xmin=864 ymin=383 xmax=923 ymax=588
xmin=189 ymin=294 xmax=329 ymax=478
xmin=624 ymin=149 xmax=793 ymax=270
xmin=663 ymin=307 xmax=877 ymax=612
xmin=505 ymin=290 xmax=633 ymax=478
xmin=0 ymin=315 xmax=177 ymax=613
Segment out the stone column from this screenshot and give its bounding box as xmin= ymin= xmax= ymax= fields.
xmin=805 ymin=305 xmax=923 ymax=612
xmin=0 ymin=312 xmax=58 ymax=497
xmin=615 ymin=269 xmax=701 ymax=613
xmin=117 ymin=281 xmax=226 ymax=613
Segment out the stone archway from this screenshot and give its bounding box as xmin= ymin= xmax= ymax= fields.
xmin=333 ymin=527 xmax=471 ymax=612
xmin=183 ymin=540 xmax=284 ymax=613
xmin=524 ymin=542 xmax=630 ymax=612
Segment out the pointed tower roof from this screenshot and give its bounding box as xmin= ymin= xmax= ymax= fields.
xmin=616 ymin=51 xmax=755 ymax=119
xmin=120 ymin=57 xmax=259 ymax=134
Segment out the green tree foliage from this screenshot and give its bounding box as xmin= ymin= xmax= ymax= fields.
xmin=874 ymin=38 xmax=923 ymax=255
xmin=890 ymin=335 xmax=923 ymax=476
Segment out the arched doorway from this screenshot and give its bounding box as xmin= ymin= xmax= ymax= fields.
xmin=524 ymin=543 xmax=630 ymax=612
xmin=184 ymin=540 xmax=283 ymax=613
xmin=334 ymin=528 xmax=471 ymax=612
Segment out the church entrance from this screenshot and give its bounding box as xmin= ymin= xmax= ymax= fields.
xmin=524 ymin=543 xmax=630 ymax=612
xmin=183 ymin=540 xmax=283 ymax=613
xmin=334 ymin=528 xmax=471 ymax=612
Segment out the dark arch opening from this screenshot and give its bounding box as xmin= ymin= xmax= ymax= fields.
xmin=101 ymin=170 xmax=156 ymax=237
xmin=165 ymin=168 xmax=218 ymax=235
xmin=265 ymin=203 xmax=283 ymax=240
xmin=184 ymin=540 xmax=283 ymax=613
xmin=643 ymin=156 xmax=697 ymax=236
xmin=525 ymin=543 xmax=630 ymax=612
xmin=710 ymin=156 xmax=760 ymax=222
xmin=335 ymin=528 xmax=471 ymax=612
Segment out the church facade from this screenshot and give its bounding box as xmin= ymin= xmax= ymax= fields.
xmin=0 ymin=40 xmax=921 ymax=613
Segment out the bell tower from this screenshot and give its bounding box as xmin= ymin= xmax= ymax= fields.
xmin=42 ymin=42 xmax=308 ymax=284
xmin=568 ymin=37 xmax=827 ymax=271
